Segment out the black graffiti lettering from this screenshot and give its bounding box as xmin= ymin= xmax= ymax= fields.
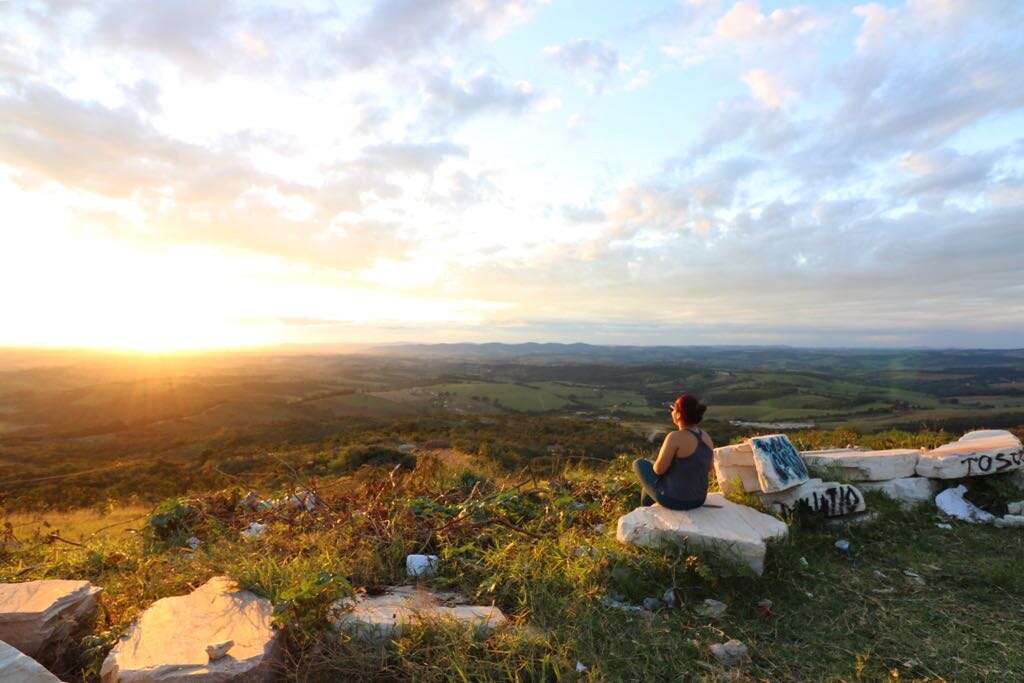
xmin=995 ymin=453 xmax=1011 ymax=471
xmin=1011 ymin=451 xmax=1024 ymax=466
xmin=977 ymin=455 xmax=992 ymax=472
xmin=963 ymin=456 xmax=977 ymax=475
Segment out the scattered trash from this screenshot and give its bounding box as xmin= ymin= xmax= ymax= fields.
xmin=699 ymin=599 xmax=727 ymax=619
xmin=185 ymin=536 xmax=202 ymax=550
xmin=934 ymin=485 xmax=994 ymax=524
xmin=406 ymin=554 xmax=439 ymax=578
xmin=799 ymin=557 xmax=809 ymax=567
xmin=834 ymin=539 xmax=851 ymax=556
xmin=285 ymin=491 xmax=319 ymax=512
xmin=239 ymin=491 xmax=261 ymax=510
xmin=710 ymin=639 xmax=749 ymax=668
xmin=642 ymin=597 xmax=662 ymax=611
xmin=601 ymin=596 xmax=645 ymax=613
xmin=241 ymin=522 xmax=266 ymax=539
xmin=872 ymin=570 xmax=887 ymax=581
xmin=206 ymin=639 xmax=234 ymax=661
xmin=756 ymin=599 xmax=773 ymax=617
xmin=662 ymin=587 xmax=677 ymax=607
xmin=576 ymin=661 xmax=588 ymax=673
xmin=935 ymin=523 xmax=953 ymax=530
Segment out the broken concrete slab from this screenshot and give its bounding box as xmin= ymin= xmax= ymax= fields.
xmin=616 ymin=493 xmax=788 ymax=575
xmin=100 ymin=576 xmax=281 ymax=683
xmin=333 ymin=586 xmax=506 ymax=640
xmin=713 ymin=443 xmax=762 ymax=495
xmin=759 ymin=478 xmax=866 ymax=517
xmin=915 ymin=433 xmax=1024 ymax=479
xmin=749 ymin=435 xmax=809 ymax=493
xmin=858 ymin=477 xmax=939 ymax=508
xmin=800 ymin=448 xmax=920 ymax=481
xmin=0 ymin=580 xmax=101 ymax=659
xmin=0 ymin=640 xmax=62 ymax=682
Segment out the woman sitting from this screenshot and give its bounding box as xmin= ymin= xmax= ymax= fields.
xmin=633 ymin=393 xmax=714 ymax=510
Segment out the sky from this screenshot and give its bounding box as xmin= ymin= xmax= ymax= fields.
xmin=1 ymin=0 xmax=1023 ymax=351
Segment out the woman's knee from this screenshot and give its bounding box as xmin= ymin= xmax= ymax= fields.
xmin=632 ymin=458 xmax=650 ymax=475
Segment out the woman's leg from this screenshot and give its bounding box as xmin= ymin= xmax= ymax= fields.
xmin=632 ymin=459 xmax=664 ymax=507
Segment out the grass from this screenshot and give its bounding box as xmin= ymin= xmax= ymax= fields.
xmin=2 ymin=445 xmax=1023 ymax=681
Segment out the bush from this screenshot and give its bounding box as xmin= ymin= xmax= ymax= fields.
xmin=328 ymin=445 xmax=414 ymax=473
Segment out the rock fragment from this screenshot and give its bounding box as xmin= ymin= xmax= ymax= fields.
xmin=334 ymin=586 xmax=506 ymax=640
xmin=0 ymin=640 xmax=62 ymax=683
xmin=100 ymin=576 xmax=281 ymax=682
xmin=710 ymin=639 xmax=749 ymax=667
xmin=858 ymin=477 xmax=939 ymax=509
xmin=699 ymin=599 xmax=727 ymax=619
xmin=0 ymin=580 xmax=101 ymax=659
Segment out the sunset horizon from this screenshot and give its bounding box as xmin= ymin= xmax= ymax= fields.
xmin=3 ymin=0 xmax=1022 ymax=352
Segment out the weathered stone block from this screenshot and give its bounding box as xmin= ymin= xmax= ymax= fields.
xmin=616 ymin=493 xmax=788 ymax=575
xmin=101 ymin=576 xmax=281 ymax=682
xmin=749 ymin=435 xmax=809 ymax=493
xmin=759 ymin=479 xmax=866 ymax=517
xmin=712 ymin=444 xmax=761 ymax=495
xmin=333 ymin=586 xmax=506 ymax=640
xmin=0 ymin=580 xmax=100 ymax=659
xmin=800 ymin=448 xmax=919 ymax=481
xmin=0 ymin=640 xmax=62 ymax=682
xmin=858 ymin=477 xmax=939 ymax=508
xmin=915 ymin=432 xmax=1024 ymax=479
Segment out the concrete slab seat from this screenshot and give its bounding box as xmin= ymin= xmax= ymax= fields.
xmin=616 ymin=493 xmax=788 ymax=575
xmin=0 ymin=580 xmax=100 ymax=660
xmin=915 ymin=431 xmax=1024 ymax=479
xmin=100 ymin=576 xmax=282 ymax=683
xmin=333 ymin=586 xmax=507 ymax=641
xmin=0 ymin=640 xmax=62 ymax=682
xmin=800 ymin=448 xmax=920 ymax=481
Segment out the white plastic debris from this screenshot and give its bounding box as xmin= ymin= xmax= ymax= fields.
xmin=406 ymin=554 xmax=439 ymax=578
xmin=576 ymin=661 xmax=588 ymax=673
xmin=934 ymin=485 xmax=994 ymax=524
xmin=186 ymin=536 xmax=202 ymax=550
xmin=935 ymin=523 xmax=953 ymax=530
xmin=241 ymin=522 xmax=267 ymax=539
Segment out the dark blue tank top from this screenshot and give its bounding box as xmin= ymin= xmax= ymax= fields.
xmin=657 ymin=428 xmax=712 ymax=504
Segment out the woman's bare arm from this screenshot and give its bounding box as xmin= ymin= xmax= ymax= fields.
xmin=653 ymin=433 xmax=677 ymax=475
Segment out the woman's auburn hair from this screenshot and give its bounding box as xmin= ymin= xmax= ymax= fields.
xmin=673 ymin=393 xmax=708 ymax=424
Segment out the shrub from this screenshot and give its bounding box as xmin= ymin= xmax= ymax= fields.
xmin=328 ymin=445 xmax=415 ymax=473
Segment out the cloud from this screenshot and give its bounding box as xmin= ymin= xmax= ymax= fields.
xmin=544 ymin=39 xmax=621 ymax=90
xmin=741 ymin=69 xmax=795 ymax=109
xmin=715 ymin=1 xmax=828 ymax=45
xmin=337 ymin=0 xmax=545 ymax=69
xmin=419 ymin=67 xmax=542 ymax=132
